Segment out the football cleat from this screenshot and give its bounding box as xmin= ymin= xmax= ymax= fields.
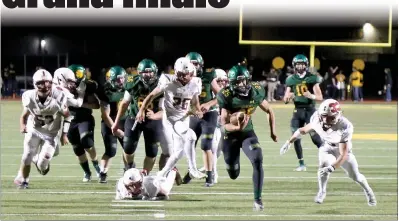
xmin=294 ymin=165 xmax=307 ymax=172
xmin=83 ymin=173 xmax=91 ymax=182
xmin=99 ymin=172 xmax=107 ymax=183
xmin=365 ymin=189 xmax=377 ymax=206
xmin=314 ymin=191 xmax=326 ymax=204
xmin=189 ymin=169 xmax=207 ymax=179
xmin=182 ymin=171 xmax=192 ymax=184
xmin=253 ymin=199 xmax=264 ymax=211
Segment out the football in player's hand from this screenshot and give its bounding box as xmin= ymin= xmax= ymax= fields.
xmin=229 ymin=112 xmax=245 ymax=126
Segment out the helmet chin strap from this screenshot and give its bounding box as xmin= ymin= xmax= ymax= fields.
xmin=296 ymin=71 xmax=306 ymax=78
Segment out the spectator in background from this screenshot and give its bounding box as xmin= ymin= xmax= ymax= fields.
xmin=3 ymin=63 xmax=17 ymax=98
xmin=359 ymin=71 xmax=364 ymax=102
xmin=335 ymin=70 xmax=346 ymax=100
xmin=384 ymin=68 xmax=392 ymax=102
xmin=350 ymin=67 xmax=362 ymax=102
xmin=266 ymin=68 xmax=278 ymax=102
xmin=324 ymin=66 xmax=338 ymax=99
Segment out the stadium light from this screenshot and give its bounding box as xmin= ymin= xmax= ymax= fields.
xmin=362 ymin=23 xmax=374 ymax=36
xmin=40 ymin=39 xmax=46 ymax=48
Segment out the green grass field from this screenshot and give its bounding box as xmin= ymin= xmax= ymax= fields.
xmin=0 ymin=101 xmax=397 ymax=220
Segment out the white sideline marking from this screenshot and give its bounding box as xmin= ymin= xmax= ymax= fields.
xmin=2 ymin=175 xmax=396 ymax=180
xmin=111 ymin=209 xmax=165 ymax=212
xmin=111 ymin=200 xmax=164 ymax=203
xmin=111 ymin=204 xmax=164 ymax=207
xmin=1 ymin=213 xmax=396 ymax=218
xmin=3 ymin=191 xmax=397 ymax=196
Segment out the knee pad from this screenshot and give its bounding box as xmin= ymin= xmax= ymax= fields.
xmin=145 ymin=142 xmax=159 ymax=158
xmin=186 ymin=129 xmax=197 ymax=141
xmin=226 ymin=164 xmax=240 ymax=180
xmin=80 ymin=133 xmax=94 ymax=149
xmin=72 ymin=145 xmax=85 ymax=156
xmin=123 ymin=137 xmax=138 ymax=155
xmin=104 ymin=142 xmax=117 ymax=158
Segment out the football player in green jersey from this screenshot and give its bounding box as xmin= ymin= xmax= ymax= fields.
xmin=182 ymin=52 xmax=221 ymax=187
xmin=95 ymin=66 xmax=127 ymax=183
xmin=217 ymin=65 xmax=278 ymax=211
xmin=283 ymin=54 xmax=324 ymax=171
xmin=67 ymin=64 xmax=101 ymax=182
xmin=112 ymin=59 xmax=163 ymax=174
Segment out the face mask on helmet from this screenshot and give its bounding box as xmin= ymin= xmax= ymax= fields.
xmin=319 ymin=114 xmax=339 ymax=128
xmin=140 ymin=68 xmax=156 ymax=85
xmin=232 ymin=76 xmax=251 ymax=96
xmin=35 ymin=80 xmax=52 ymax=98
xmin=217 ymin=78 xmax=228 ymax=88
xmin=294 ymin=62 xmax=307 ymax=74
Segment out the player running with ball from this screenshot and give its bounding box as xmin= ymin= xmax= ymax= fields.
xmin=217 ymin=65 xmax=278 ymax=211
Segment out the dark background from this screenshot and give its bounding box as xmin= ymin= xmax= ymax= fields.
xmin=1 ymin=25 xmax=398 ymax=99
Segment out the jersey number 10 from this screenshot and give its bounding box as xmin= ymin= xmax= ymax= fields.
xmin=295 ymin=84 xmax=308 ymax=96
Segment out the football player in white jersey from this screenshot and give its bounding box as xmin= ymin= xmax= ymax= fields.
xmin=136 ymin=57 xmax=206 ymax=179
xmin=14 ymin=69 xmax=70 ymax=189
xmin=280 ymin=99 xmax=377 ymax=206
xmin=115 ymin=168 xmax=177 ymax=200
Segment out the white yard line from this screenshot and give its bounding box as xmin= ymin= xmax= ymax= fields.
xmin=1 ymin=213 xmax=396 ymax=218
xmin=2 ymin=191 xmax=397 ymax=196
xmin=110 ymin=204 xmax=164 ymax=207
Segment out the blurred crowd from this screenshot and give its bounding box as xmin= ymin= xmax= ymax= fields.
xmin=1 ymin=61 xmax=394 ymax=103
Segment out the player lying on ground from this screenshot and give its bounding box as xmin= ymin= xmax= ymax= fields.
xmin=115 ymin=168 xmax=177 ymax=200
xmin=15 ymin=69 xmax=70 ymax=189
xmin=136 ymin=57 xmax=206 ymax=180
xmin=283 ymin=54 xmax=323 ymax=171
xmin=217 ymin=65 xmax=278 ymax=211
xmin=280 ymin=99 xmax=377 ymax=206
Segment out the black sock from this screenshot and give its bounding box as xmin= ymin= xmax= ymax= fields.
xmin=206 ymin=171 xmax=212 ymax=183
xmin=80 ymin=161 xmax=91 ymax=174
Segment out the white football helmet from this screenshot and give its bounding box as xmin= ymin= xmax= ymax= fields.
xmin=123 ymin=168 xmax=143 ymax=186
xmin=174 ymin=57 xmax=196 ymax=84
xmin=215 ymin=68 xmax=228 ymax=88
xmin=318 ymin=99 xmax=342 ymax=127
xmin=53 ymin=67 xmax=77 ymax=91
xmin=33 ymin=69 xmax=53 ymax=97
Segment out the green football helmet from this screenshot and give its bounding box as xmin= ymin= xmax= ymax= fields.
xmin=137 ymin=59 xmax=158 ymax=85
xmin=185 ymin=52 xmax=204 ymax=76
xmin=292 ymin=54 xmax=309 ymax=74
xmin=106 ymin=66 xmax=127 ymax=91
xmin=68 ymin=64 xmax=86 ymax=85
xmin=228 ymin=65 xmax=252 ymax=96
